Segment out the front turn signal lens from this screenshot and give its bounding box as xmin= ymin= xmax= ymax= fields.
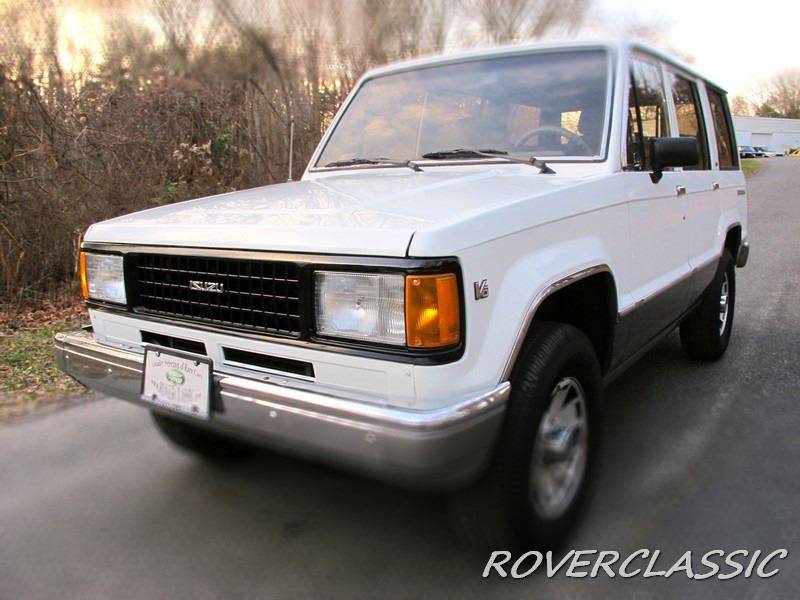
xmin=79 ymin=251 xmax=89 ymax=299
xmin=406 ymin=273 xmax=461 ymax=348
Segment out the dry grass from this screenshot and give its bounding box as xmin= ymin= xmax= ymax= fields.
xmin=0 ymin=295 xmax=89 ymax=422
xmin=741 ymin=159 xmax=762 ymax=178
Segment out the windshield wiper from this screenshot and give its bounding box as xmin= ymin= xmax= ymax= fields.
xmin=421 ymin=148 xmax=555 ymax=174
xmin=421 ymin=148 xmax=508 ymax=159
xmin=324 ymin=157 xmax=423 ymax=172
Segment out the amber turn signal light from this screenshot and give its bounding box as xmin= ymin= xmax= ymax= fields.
xmin=79 ymin=251 xmax=89 ymax=299
xmin=405 ymin=273 xmax=461 ymax=348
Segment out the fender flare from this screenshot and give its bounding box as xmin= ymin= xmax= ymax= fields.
xmin=719 ymin=219 xmax=743 ymax=254
xmin=500 ymin=264 xmax=616 ymax=380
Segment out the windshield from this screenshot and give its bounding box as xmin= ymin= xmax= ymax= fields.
xmin=315 ymin=49 xmax=611 ymax=168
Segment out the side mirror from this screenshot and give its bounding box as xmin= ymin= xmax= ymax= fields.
xmin=649 ymin=137 xmax=700 ymax=183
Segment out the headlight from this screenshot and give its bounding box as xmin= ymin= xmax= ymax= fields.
xmin=314 ymin=270 xmax=461 ymax=348
xmin=315 ymin=271 xmax=406 ymax=345
xmin=80 ymin=252 xmax=126 ymax=304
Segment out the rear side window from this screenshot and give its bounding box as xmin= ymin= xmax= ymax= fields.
xmin=626 ymin=59 xmax=670 ymax=170
xmin=670 ymin=74 xmax=709 ymax=170
xmin=707 ymin=88 xmax=738 ymax=169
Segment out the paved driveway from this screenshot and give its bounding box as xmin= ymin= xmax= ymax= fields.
xmin=1 ymin=159 xmax=799 ymax=599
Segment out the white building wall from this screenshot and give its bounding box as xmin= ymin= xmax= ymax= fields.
xmin=773 ymin=132 xmax=800 ymax=151
xmin=733 ymin=116 xmax=800 ymax=151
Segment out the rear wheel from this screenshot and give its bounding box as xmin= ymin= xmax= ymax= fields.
xmin=448 ymin=322 xmax=602 ymax=550
xmin=151 ymin=412 xmax=251 ymax=460
xmin=680 ymin=251 xmax=735 ymax=361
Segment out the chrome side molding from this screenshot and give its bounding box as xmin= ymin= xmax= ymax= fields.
xmin=501 ymin=264 xmax=613 ymax=381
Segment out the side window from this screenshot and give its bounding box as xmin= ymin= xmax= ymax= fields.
xmin=707 ymin=87 xmax=738 ymax=169
xmin=626 ymin=60 xmax=670 ymax=170
xmin=626 ymin=77 xmax=644 ymax=168
xmin=670 ymin=74 xmax=709 ymax=170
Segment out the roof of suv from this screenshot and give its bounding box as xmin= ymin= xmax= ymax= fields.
xmin=362 ymin=39 xmax=726 ymax=92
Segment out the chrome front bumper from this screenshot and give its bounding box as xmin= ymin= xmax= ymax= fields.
xmin=55 ymin=329 xmax=509 ymax=489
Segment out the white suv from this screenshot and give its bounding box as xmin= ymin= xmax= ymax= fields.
xmin=57 ymin=40 xmax=749 ymax=547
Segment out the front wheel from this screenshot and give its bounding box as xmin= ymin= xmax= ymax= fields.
xmin=448 ymin=322 xmax=602 ymax=550
xmin=679 ymin=251 xmax=735 ymax=361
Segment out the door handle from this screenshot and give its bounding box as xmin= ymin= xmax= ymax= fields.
xmin=712 ymin=181 xmax=720 ymax=190
xmin=676 ymin=185 xmax=687 ymax=196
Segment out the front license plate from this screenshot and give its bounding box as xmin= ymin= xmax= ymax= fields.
xmin=141 ymin=347 xmax=212 ymax=419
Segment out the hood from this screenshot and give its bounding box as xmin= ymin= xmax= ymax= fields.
xmin=85 ymin=166 xmax=593 ymax=257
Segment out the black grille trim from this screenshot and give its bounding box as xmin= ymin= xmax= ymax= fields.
xmin=141 ymin=331 xmax=207 ymax=355
xmin=130 ymin=254 xmax=302 ymax=337
xmin=223 ymin=347 xmax=314 ymax=378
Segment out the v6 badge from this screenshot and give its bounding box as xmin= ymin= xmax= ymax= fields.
xmin=474 ymin=279 xmax=489 ymax=300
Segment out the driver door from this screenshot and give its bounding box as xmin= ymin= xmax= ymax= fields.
xmin=619 ymin=58 xmax=691 ymax=359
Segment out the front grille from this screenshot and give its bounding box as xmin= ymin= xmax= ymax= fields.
xmin=130 ymin=254 xmax=302 ymax=337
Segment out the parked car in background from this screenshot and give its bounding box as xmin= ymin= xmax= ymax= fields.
xmin=789 ymin=148 xmax=800 ymax=156
xmin=56 ymin=40 xmax=749 ymax=549
xmin=754 ymin=146 xmax=783 ymax=157
xmin=738 ymin=145 xmax=763 ymax=158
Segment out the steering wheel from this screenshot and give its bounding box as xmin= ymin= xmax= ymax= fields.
xmin=514 ymin=125 xmax=593 ymax=156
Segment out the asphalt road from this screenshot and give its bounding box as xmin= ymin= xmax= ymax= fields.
xmin=2 ymin=159 xmax=799 ymax=599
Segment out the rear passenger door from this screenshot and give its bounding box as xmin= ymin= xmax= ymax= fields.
xmin=620 ymin=57 xmax=691 ymax=358
xmin=666 ymin=71 xmax=718 ymax=298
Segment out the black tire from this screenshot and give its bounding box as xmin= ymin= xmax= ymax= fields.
xmin=679 ymin=251 xmax=735 ymax=361
xmin=448 ymin=322 xmax=603 ymax=551
xmin=151 ymin=411 xmax=251 ymax=460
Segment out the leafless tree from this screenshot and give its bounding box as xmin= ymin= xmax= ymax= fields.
xmin=472 ymin=0 xmax=588 ymax=44
xmin=731 ymin=95 xmax=754 ymax=117
xmin=754 ymin=70 xmax=800 ymax=119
